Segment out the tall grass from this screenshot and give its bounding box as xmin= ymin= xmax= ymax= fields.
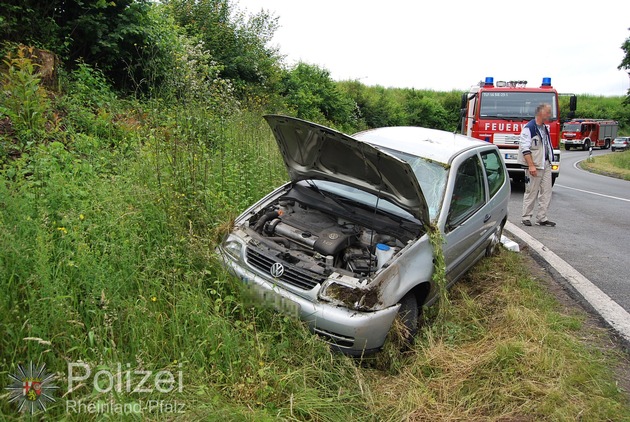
xmin=580 ymin=150 xmax=630 ymax=180
xmin=365 ymin=250 xmax=629 ymax=421
xmin=1 ymin=60 xmax=629 ymax=420
xmin=1 ymin=62 xmax=368 ymax=419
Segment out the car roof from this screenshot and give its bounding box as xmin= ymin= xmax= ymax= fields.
xmin=353 ymin=126 xmax=490 ymax=165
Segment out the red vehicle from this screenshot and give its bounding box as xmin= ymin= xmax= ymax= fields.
xmin=460 ymin=77 xmax=577 ymax=185
xmin=560 ymin=119 xmax=618 ymax=151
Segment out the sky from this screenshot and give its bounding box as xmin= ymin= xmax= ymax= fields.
xmin=236 ymin=0 xmax=630 ymax=96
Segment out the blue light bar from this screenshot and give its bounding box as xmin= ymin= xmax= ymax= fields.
xmin=541 ymin=77 xmax=551 ymax=87
xmin=485 ymin=77 xmax=494 ymax=86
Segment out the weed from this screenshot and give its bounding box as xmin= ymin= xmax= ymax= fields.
xmin=1 ymin=46 xmax=51 ymax=149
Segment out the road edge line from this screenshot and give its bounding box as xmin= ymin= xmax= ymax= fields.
xmin=505 ymin=221 xmax=630 ymax=345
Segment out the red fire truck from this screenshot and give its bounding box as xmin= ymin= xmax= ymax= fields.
xmin=560 ymin=119 xmax=618 ymax=151
xmin=460 ymin=77 xmax=577 ymax=185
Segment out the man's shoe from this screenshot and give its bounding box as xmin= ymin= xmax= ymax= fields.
xmin=537 ymin=220 xmax=556 ymax=227
xmin=521 ymin=220 xmax=532 ymax=226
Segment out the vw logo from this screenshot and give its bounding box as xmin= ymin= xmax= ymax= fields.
xmin=270 ymin=262 xmax=285 ymax=278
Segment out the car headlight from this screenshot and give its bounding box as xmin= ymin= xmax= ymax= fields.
xmin=320 ymin=281 xmax=378 ymax=311
xmin=220 ymin=237 xmax=245 ymax=261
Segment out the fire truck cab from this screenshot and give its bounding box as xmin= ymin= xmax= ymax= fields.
xmin=560 ymin=119 xmax=618 ymax=151
xmin=461 ymin=77 xmax=576 ymax=185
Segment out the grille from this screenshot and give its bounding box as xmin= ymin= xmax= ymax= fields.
xmin=246 ymin=247 xmax=324 ymax=290
xmin=313 ymin=328 xmax=355 ymax=348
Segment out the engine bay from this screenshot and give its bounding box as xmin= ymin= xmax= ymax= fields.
xmin=243 ymin=188 xmax=411 ymax=281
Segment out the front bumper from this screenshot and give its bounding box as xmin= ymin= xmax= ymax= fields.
xmin=561 ymin=139 xmax=583 ymax=146
xmin=219 ymin=248 xmax=400 ymax=356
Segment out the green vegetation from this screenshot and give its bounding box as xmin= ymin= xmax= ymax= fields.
xmin=581 ymin=150 xmax=630 ymax=180
xmin=2 ymin=2 xmax=630 ymax=419
xmin=369 ymin=251 xmax=630 ymax=421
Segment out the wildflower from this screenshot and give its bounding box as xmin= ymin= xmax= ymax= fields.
xmin=57 ymin=227 xmax=67 ymax=234
xmin=79 ymin=214 xmax=85 ymax=220
xmin=151 ymin=296 xmax=157 ymax=302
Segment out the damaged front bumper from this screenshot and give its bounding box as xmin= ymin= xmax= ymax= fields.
xmin=219 ymin=247 xmax=400 ymax=355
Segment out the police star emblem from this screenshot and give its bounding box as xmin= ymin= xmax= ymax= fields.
xmin=6 ymin=361 xmax=58 ymax=414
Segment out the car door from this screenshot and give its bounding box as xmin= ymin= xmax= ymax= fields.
xmin=443 ymin=152 xmax=488 ymax=284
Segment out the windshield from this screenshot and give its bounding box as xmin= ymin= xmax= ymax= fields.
xmin=479 ymin=91 xmax=558 ymax=120
xmin=373 ymin=147 xmax=447 ymax=221
xmin=562 ymin=123 xmax=581 ymax=132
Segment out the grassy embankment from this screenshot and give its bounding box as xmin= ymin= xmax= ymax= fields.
xmin=1 ymin=64 xmax=630 ymax=420
xmin=580 ymin=149 xmax=630 ymax=180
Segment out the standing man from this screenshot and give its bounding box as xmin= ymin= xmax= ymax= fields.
xmin=517 ymin=103 xmax=556 ymax=227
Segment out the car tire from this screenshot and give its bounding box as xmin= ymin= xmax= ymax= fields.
xmin=564 ymin=145 xmax=571 ymax=151
xmin=485 ymin=221 xmax=505 ymax=257
xmin=397 ymin=293 xmax=419 ymax=342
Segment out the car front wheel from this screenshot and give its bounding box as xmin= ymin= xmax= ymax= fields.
xmin=397 ymin=293 xmax=419 ymax=342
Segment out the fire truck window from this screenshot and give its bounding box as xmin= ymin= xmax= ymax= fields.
xmin=481 ymin=150 xmax=505 ymax=197
xmin=447 ymin=156 xmax=485 ymax=228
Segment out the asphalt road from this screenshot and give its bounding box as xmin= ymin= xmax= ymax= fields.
xmin=506 ymin=148 xmax=630 ymax=313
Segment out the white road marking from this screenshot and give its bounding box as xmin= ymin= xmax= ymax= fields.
xmin=505 ymin=221 xmax=630 ymax=344
xmin=555 ymin=184 xmax=630 ymax=203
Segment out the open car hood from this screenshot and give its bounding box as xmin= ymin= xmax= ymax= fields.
xmin=264 ymin=115 xmax=429 ymax=224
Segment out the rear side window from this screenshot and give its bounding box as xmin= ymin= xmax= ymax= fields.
xmin=481 ymin=150 xmax=506 ymax=197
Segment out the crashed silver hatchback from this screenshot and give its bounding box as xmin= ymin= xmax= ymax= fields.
xmin=218 ymin=115 xmax=510 ymax=355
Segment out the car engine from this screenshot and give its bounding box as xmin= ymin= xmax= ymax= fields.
xmin=244 ymin=196 xmax=405 ymax=283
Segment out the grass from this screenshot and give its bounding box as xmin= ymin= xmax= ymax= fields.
xmin=364 ymin=250 xmax=630 ymax=421
xmin=580 ymin=149 xmax=630 ymax=180
xmin=1 ymin=64 xmax=630 ymax=420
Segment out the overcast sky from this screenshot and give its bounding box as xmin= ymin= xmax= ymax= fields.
xmin=237 ymin=0 xmax=630 ymax=96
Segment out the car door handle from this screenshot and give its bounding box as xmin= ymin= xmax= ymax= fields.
xmin=483 ymin=214 xmax=491 ymax=223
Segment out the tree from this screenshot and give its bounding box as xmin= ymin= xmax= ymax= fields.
xmin=0 ymin=0 xmax=155 ymax=91
xmin=164 ymin=0 xmax=283 ymax=98
xmin=404 ymin=91 xmax=450 ymax=130
xmin=280 ymin=62 xmax=355 ymax=127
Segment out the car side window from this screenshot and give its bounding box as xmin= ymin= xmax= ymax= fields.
xmin=447 ymin=155 xmax=485 ymax=227
xmin=480 ymin=150 xmax=505 ymax=198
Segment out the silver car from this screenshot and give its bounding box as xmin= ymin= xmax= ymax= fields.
xmin=218 ymin=115 xmax=510 ymax=355
xmin=611 ymin=137 xmax=630 ymax=152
